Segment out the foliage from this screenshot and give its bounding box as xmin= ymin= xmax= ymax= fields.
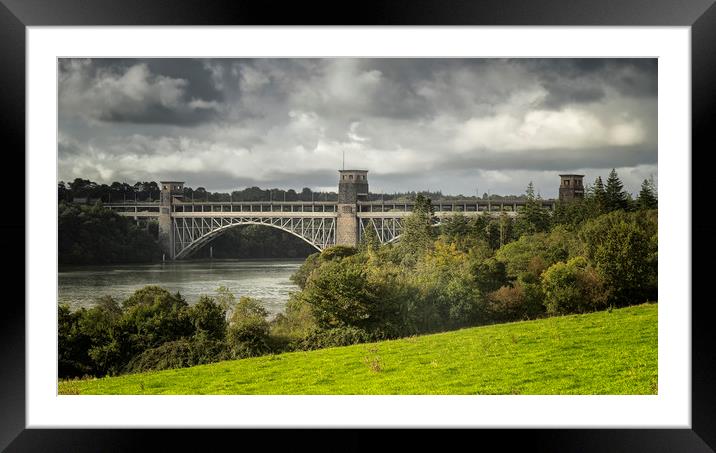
xmin=360 ymin=222 xmax=381 ymax=253
xmin=486 ymin=281 xmax=545 ymax=322
xmin=636 ymin=177 xmax=658 ymax=210
xmin=541 ymin=256 xmax=610 ymax=315
xmin=58 ymin=202 xmax=161 ymax=265
xmin=59 ymin=285 xmax=236 ymax=379
xmin=188 ymin=296 xmax=227 ymax=341
xmin=295 ymin=326 xmax=374 ymax=350
xmin=579 ymin=210 xmax=657 ymax=306
xmin=300 ymin=259 xmax=384 ymax=332
xmin=514 ymin=182 xmax=551 ymax=238
xmin=604 ymin=168 xmax=629 ymax=212
xmin=398 ymin=194 xmax=435 ymax=267
xmin=226 ymin=297 xmax=272 ymax=358
xmin=495 ymin=226 xmax=580 ymax=280
xmin=124 ymin=337 xmax=230 ymax=374
xmin=269 ymin=294 xmax=319 ymax=344
xmin=409 ymin=240 xmax=486 ymax=332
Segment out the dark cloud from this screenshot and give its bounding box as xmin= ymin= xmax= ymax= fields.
xmin=59 ymin=59 xmax=223 ymax=125
xmin=58 ymin=58 xmax=658 ymax=197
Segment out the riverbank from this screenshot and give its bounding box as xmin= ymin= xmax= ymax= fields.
xmin=58 ymin=259 xmax=303 ymax=315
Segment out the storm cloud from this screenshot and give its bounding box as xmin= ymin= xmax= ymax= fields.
xmin=58 ymin=58 xmax=657 ymax=197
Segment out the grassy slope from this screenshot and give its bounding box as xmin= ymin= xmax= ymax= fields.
xmin=59 ymin=303 xmax=657 ymax=395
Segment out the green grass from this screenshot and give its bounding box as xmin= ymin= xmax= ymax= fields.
xmin=59 ymin=303 xmax=657 ymax=395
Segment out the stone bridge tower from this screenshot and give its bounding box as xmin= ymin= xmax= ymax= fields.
xmin=336 ymin=170 xmax=368 ymax=247
xmin=158 ymin=181 xmax=184 ymax=258
xmin=558 ymin=174 xmax=585 ymax=201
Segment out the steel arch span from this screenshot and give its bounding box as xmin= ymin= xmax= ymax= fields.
xmin=172 ymin=216 xmax=335 ymax=259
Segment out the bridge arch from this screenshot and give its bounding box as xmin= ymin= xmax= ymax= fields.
xmin=174 ymin=220 xmax=323 ymax=259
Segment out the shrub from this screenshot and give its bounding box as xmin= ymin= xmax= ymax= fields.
xmin=300 ymin=259 xmax=379 ymax=330
xmin=270 ymin=294 xmax=318 ymax=342
xmin=486 ymin=281 xmax=544 ymax=322
xmin=541 ymin=256 xmax=610 ymax=315
xmin=119 ymin=286 xmax=193 ymax=354
xmin=124 ymin=337 xmax=230 ymax=373
xmin=226 ymin=297 xmax=272 ymax=358
xmin=295 ymin=326 xmax=374 ymax=350
xmin=290 ymin=246 xmax=359 ymax=289
xmin=187 ymin=295 xmax=227 ymax=341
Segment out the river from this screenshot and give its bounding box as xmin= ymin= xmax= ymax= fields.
xmin=58 ymin=259 xmax=304 ymax=316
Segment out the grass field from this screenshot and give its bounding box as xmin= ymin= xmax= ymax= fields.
xmin=59 ymin=303 xmax=657 ymax=395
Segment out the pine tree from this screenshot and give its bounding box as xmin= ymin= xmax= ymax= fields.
xmin=398 ymin=194 xmax=435 ymax=266
xmin=637 ymin=178 xmax=658 ymax=210
xmin=514 ymin=181 xmax=551 ymax=237
xmin=604 ymin=168 xmax=628 ymax=212
xmin=593 ymin=176 xmax=606 ymax=211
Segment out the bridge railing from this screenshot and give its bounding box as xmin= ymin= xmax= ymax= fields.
xmin=358 ymin=199 xmax=556 ymax=213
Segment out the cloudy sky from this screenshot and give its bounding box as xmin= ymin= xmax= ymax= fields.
xmin=58 ymin=58 xmax=657 ymax=198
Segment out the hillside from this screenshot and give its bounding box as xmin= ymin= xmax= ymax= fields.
xmin=59 ymin=303 xmax=657 ymax=395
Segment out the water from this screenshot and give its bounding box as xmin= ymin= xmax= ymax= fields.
xmin=58 ymin=259 xmax=304 ymax=316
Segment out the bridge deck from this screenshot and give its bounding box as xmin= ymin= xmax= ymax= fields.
xmin=104 ymin=198 xmax=556 ymax=216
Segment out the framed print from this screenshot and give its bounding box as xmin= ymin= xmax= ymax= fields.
xmin=3 ymin=0 xmax=714 ymax=450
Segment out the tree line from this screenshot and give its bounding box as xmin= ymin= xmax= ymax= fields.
xmin=58 ymin=177 xmax=553 ymax=205
xmin=58 ymin=202 xmax=162 ymax=265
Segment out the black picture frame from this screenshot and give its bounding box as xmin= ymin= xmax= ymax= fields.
xmin=2 ymin=0 xmax=712 ymax=451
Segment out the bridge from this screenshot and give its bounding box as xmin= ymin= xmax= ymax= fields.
xmin=104 ymin=170 xmax=559 ymax=259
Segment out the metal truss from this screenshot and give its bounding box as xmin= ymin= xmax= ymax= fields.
xmin=359 ymin=217 xmax=405 ymax=244
xmin=359 ymin=216 xmax=445 ymax=244
xmin=172 ymin=216 xmax=335 ymax=258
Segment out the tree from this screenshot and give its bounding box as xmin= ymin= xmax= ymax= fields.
xmin=514 ymin=182 xmax=551 ymax=238
xmin=226 ymin=297 xmax=272 ymax=358
xmin=593 ymin=176 xmax=607 ymax=212
xmin=604 ymin=169 xmax=628 ymax=212
xmin=398 ymin=194 xmax=435 ymax=266
xmin=188 ymin=296 xmax=227 ymax=341
xmin=579 ymin=210 xmax=657 ymax=306
xmin=541 ymin=256 xmax=609 ymax=315
xmin=637 ymin=177 xmax=658 ymax=210
xmin=498 ymin=211 xmax=514 ymax=247
xmin=441 ymin=212 xmax=470 ymax=240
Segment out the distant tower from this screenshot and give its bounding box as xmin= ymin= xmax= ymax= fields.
xmin=336 ymin=170 xmax=369 ymax=247
xmin=558 ymin=174 xmax=585 ymax=201
xmin=158 ymin=181 xmax=184 ymax=258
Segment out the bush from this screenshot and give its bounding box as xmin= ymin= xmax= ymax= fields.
xmin=290 ymin=246 xmax=360 ymax=290
xmin=226 ymin=297 xmax=272 ymax=358
xmin=300 ymin=259 xmax=379 ymax=330
xmin=295 ymin=326 xmax=374 ymax=350
xmin=119 ymin=286 xmax=193 ymax=355
xmin=188 ymin=295 xmax=227 ymax=341
xmin=270 ymin=294 xmax=318 ymax=343
xmin=486 ymin=281 xmax=544 ymax=322
xmin=124 ymin=337 xmax=230 ymax=373
xmin=541 ymin=256 xmax=609 ymax=315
